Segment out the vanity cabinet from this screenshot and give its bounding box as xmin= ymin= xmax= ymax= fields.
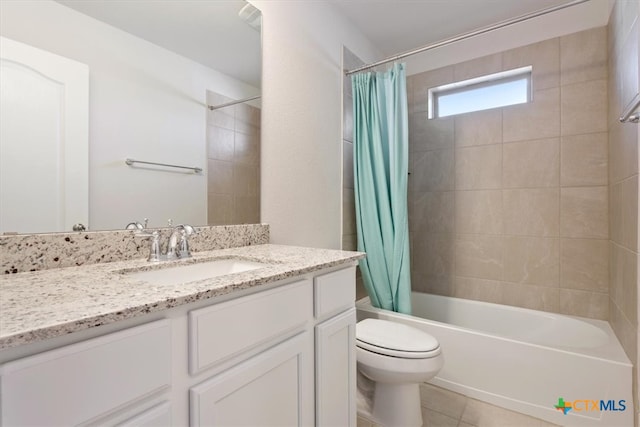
xmin=0 ymin=265 xmax=357 ymax=427
xmin=187 ymin=278 xmax=315 ymax=426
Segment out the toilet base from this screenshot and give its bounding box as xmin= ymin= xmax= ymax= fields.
xmin=372 ymin=382 xmax=422 ymax=427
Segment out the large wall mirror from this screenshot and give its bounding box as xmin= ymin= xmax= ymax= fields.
xmin=0 ymin=0 xmax=261 ymax=234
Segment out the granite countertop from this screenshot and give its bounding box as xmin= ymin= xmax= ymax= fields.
xmin=0 ymin=244 xmax=365 ymax=350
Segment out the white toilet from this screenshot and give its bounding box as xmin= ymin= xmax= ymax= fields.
xmin=356 ymin=318 xmax=443 ymax=427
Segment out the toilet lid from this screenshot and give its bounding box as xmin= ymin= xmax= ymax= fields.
xmin=356 ymin=318 xmax=440 ymax=357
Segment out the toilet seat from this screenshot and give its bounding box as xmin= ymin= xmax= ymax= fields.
xmin=355 ymin=319 xmax=444 ymax=427
xmin=356 ymin=318 xmax=440 ymax=359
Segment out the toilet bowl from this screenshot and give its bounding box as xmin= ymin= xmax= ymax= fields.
xmin=356 ymin=318 xmax=443 ymax=427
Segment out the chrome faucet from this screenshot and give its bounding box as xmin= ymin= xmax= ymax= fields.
xmin=132 ymin=223 xmax=196 ymax=262
xmin=167 ymin=224 xmax=196 ymax=260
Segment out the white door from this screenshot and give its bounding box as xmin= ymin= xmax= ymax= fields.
xmin=0 ymin=36 xmax=88 ymax=234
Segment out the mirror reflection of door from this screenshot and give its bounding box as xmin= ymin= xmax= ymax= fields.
xmin=0 ymin=36 xmax=88 ymax=234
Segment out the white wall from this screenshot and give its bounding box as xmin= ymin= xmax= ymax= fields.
xmin=405 ymin=0 xmax=613 ymax=75
xmin=0 ymin=0 xmax=259 ymax=230
xmin=253 ymin=0 xmax=380 ymax=249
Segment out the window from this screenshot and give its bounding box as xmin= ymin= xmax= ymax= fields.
xmin=428 ymin=66 xmax=532 ymax=119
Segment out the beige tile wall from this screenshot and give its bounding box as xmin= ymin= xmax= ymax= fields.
xmin=608 ymin=0 xmax=640 ymax=424
xmin=408 ymin=27 xmax=610 ymax=319
xmin=206 ymin=91 xmax=261 ymax=225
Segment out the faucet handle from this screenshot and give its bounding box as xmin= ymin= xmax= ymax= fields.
xmin=173 ymin=224 xmax=196 ymax=259
xmin=178 ymin=224 xmax=196 ymax=235
xmin=178 ymin=231 xmax=192 ymax=259
xmin=133 ymin=230 xmax=162 ymax=262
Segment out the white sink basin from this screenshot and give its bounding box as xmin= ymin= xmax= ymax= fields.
xmin=126 ymin=259 xmax=269 ymax=286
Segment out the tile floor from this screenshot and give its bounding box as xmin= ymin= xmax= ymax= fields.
xmin=357 ymin=382 xmax=561 ymax=427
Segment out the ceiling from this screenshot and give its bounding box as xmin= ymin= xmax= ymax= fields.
xmin=54 ymin=0 xmax=605 ymax=88
xmin=56 ymin=0 xmax=262 ymax=88
xmin=330 ymin=0 xmax=585 ymax=57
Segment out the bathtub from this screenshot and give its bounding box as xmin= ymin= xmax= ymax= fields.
xmin=356 ymin=292 xmax=633 ymax=427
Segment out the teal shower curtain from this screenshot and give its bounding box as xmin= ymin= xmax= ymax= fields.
xmin=351 ymin=63 xmax=411 ymax=314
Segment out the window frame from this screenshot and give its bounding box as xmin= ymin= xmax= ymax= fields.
xmin=428 ymin=66 xmax=533 ymax=119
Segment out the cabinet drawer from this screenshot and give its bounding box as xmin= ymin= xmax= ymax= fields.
xmin=0 ymin=320 xmax=171 ymax=426
xmin=314 ymin=267 xmax=355 ymax=321
xmin=189 ymin=279 xmax=312 ymax=375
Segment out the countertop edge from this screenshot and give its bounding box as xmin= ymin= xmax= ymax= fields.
xmin=0 ymin=245 xmax=365 ymax=351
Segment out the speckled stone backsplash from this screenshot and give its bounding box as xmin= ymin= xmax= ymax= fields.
xmin=1 ymin=224 xmax=269 ymax=274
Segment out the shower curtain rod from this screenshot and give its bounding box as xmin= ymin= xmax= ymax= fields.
xmin=345 ymin=0 xmax=591 ymax=75
xmin=619 ymin=94 xmax=640 ymax=123
xmin=207 ymin=95 xmax=261 ymax=111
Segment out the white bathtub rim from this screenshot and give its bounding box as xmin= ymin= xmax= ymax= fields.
xmin=412 ymin=292 xmax=610 ymax=350
xmin=411 ymin=292 xmax=630 ymax=365
xmin=355 ymin=296 xmax=631 ymax=367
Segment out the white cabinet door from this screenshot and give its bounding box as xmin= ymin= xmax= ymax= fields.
xmin=189 ymin=331 xmax=314 ymax=426
xmin=315 ymin=308 xmax=356 ymax=427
